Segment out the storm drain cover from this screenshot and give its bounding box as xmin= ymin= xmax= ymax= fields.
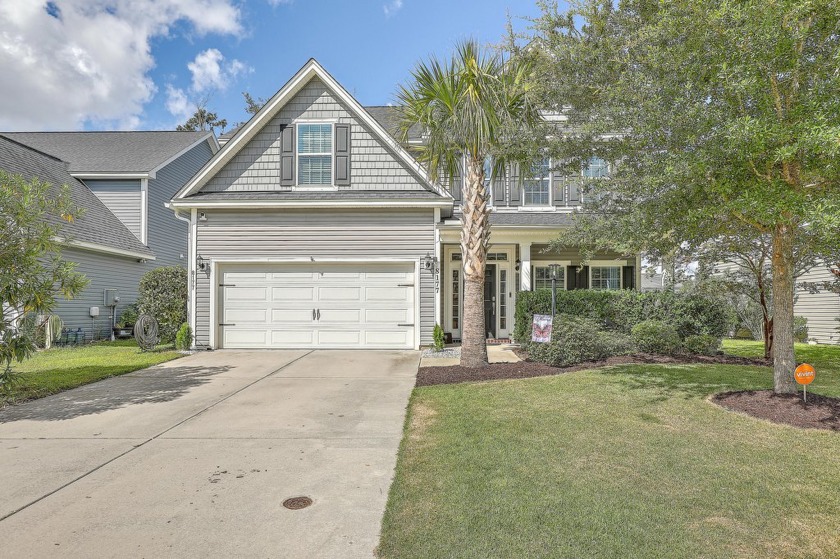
xmin=282 ymin=496 xmax=313 ymax=510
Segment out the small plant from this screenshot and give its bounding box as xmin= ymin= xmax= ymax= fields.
xmin=116 ymin=303 xmax=140 ymax=329
xmin=631 ymin=320 xmax=681 ymax=355
xmin=683 ymin=334 xmax=721 ymax=355
xmin=432 ymin=324 xmax=445 ymax=352
xmin=794 ymin=316 xmax=809 ymax=343
xmin=175 ymin=323 xmax=192 ymax=351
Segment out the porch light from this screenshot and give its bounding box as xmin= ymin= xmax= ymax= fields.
xmin=196 ymin=255 xmax=209 ymax=272
xmin=421 ymin=252 xmax=439 ymax=273
xmin=548 ymin=263 xmax=562 ymax=279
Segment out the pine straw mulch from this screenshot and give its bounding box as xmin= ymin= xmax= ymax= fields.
xmin=416 ymin=352 xmax=768 ymax=387
xmin=712 ymin=390 xmax=840 ymax=431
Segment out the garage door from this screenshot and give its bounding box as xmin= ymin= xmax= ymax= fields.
xmin=218 ymin=263 xmax=416 ymax=349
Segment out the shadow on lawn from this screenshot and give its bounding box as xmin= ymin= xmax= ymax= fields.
xmin=596 ymin=363 xmax=773 ymax=400
xmin=0 ymin=364 xmax=232 ymax=422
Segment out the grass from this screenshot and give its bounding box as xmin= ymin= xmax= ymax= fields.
xmin=378 ymin=340 xmax=840 ymax=559
xmin=3 ymin=339 xmax=182 ymax=405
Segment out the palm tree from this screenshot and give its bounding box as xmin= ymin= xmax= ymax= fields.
xmin=397 ymin=40 xmax=539 ymax=367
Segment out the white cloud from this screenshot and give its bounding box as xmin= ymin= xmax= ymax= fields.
xmin=267 ymin=0 xmax=293 ymax=5
xmin=383 ymin=0 xmax=403 ymax=17
xmin=165 ymin=85 xmax=192 ymax=121
xmin=0 ymin=0 xmax=243 ymax=130
xmin=188 ymin=48 xmax=249 ymax=93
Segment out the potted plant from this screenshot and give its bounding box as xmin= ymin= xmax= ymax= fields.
xmin=113 ymin=303 xmax=139 ymax=338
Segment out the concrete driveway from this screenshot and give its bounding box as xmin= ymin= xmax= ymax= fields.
xmin=0 ymin=349 xmax=418 ymax=558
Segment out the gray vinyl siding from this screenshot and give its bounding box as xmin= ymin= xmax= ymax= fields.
xmin=200 ymin=78 xmax=427 ymax=193
xmin=52 ymin=247 xmax=148 ymax=341
xmin=193 ymin=209 xmax=436 ymax=348
xmin=84 ymin=179 xmax=142 ymax=240
xmin=147 ymin=140 xmax=214 ymax=267
xmin=795 ymin=266 xmax=840 ymax=344
xmin=530 ymin=245 xmax=633 ymax=264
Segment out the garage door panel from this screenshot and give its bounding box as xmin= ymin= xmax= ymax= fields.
xmin=272 ymin=286 xmax=315 ymax=301
xmin=220 ymin=262 xmax=415 ymax=349
xmin=318 ymin=287 xmax=361 ymax=301
xmin=225 ymin=308 xmax=267 ymax=323
xmin=270 ymin=329 xmax=315 ymax=345
xmin=271 ymin=308 xmax=315 ymax=322
xmin=318 ymin=330 xmax=362 ymax=345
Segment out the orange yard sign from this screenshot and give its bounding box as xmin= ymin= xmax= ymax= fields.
xmin=795 ymin=364 xmax=815 ymax=385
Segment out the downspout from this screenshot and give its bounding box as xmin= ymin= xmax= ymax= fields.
xmin=169 ymin=204 xmax=199 ymax=349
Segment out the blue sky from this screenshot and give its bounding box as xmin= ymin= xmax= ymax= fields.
xmin=0 ymin=1 xmax=551 ymax=132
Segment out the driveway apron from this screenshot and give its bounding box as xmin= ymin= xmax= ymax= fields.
xmin=0 ymin=349 xmax=418 ymax=558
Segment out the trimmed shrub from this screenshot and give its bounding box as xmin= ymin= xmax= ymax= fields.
xmin=794 ymin=316 xmax=809 ymax=343
xmin=527 ymin=315 xmax=635 ymax=367
xmin=683 ymin=334 xmax=721 ymax=355
xmin=514 ymin=289 xmax=732 ymax=343
xmin=175 ymin=323 xmax=192 ymax=351
xmin=432 ymin=324 xmax=445 ymax=351
xmin=137 ymin=266 xmax=188 ymax=344
xmin=631 ymin=320 xmax=681 ymax=355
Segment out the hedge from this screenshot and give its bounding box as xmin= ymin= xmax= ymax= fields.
xmin=514 ymin=289 xmax=732 ymax=344
xmin=137 ymin=266 xmax=188 ymax=344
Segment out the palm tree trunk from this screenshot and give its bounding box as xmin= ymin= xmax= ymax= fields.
xmin=459 ymin=155 xmax=489 ymax=368
xmin=771 ymin=223 xmax=797 ymax=394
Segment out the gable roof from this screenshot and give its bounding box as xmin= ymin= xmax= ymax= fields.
xmin=0 ymin=136 xmax=154 ymax=259
xmin=2 ymin=131 xmax=215 ymax=175
xmin=173 ymin=59 xmax=450 ymax=203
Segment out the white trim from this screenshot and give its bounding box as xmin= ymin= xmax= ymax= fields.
xmin=170 ymin=199 xmax=452 ymax=209
xmin=589 ymin=260 xmax=625 ymax=291
xmin=140 ymin=178 xmax=149 ymax=244
xmin=296 ymin=121 xmax=335 ymax=187
xmin=71 ymin=172 xmax=151 ymax=180
xmin=60 ymin=239 xmax=155 ymax=261
xmin=189 ymin=209 xmax=198 ymax=345
xmin=149 ymin=133 xmax=218 ymax=176
xmin=209 ymin=257 xmax=422 ymax=350
xmin=173 ymin=59 xmax=452 ymax=201
xmin=434 ymin=208 xmax=442 ymax=328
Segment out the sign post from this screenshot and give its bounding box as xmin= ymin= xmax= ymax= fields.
xmin=794 ymin=363 xmax=815 ymax=402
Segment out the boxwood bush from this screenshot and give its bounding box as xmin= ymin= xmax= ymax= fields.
xmin=526 ymin=315 xmax=635 ymax=367
xmin=683 ymin=334 xmax=722 ymax=355
xmin=631 ymin=320 xmax=681 ymax=355
xmin=514 ymin=289 xmax=731 ymax=343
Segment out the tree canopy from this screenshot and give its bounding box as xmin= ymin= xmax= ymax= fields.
xmin=520 ymin=0 xmax=840 ymax=392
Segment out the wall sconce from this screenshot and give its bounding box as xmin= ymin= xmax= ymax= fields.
xmin=515 ymin=259 xmax=521 ymax=272
xmin=198 ymin=212 xmax=208 ymax=222
xmin=197 ymin=255 xmax=209 ymax=272
xmin=421 ymin=252 xmax=439 ymax=273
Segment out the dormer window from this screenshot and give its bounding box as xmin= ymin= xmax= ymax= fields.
xmin=297 ymin=123 xmax=333 ymax=185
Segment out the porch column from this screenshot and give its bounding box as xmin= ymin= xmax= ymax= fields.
xmin=520 ymin=242 xmax=532 ymax=291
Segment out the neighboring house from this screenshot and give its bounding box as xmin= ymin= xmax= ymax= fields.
xmin=795 ymin=264 xmax=840 ymax=344
xmin=170 ymin=59 xmax=641 ymax=350
xmin=641 ymin=269 xmax=666 ymax=292
xmin=0 ymin=131 xmax=218 ymax=340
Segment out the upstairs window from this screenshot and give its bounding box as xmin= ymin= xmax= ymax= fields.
xmin=297 ymin=123 xmax=333 ymax=185
xmin=583 ymin=157 xmax=609 ymax=179
xmin=523 ymin=157 xmax=550 ymax=206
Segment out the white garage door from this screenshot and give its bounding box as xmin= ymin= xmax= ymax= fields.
xmin=218 ymin=263 xmax=416 ymax=349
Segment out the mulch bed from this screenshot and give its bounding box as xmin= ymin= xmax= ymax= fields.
xmin=417 ymin=352 xmax=768 ymax=387
xmin=712 ymin=390 xmax=840 ymax=431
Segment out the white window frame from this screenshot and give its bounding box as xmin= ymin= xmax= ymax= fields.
xmin=589 ymin=261 xmax=623 ymax=291
xmin=522 ymin=156 xmax=552 ymax=207
xmin=296 ymin=122 xmax=334 ymax=187
xmin=532 ymin=261 xmax=570 ymax=291
xmin=583 ymin=156 xmax=610 ymax=179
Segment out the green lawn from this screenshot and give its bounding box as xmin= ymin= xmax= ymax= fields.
xmin=379 ymin=340 xmax=840 ymax=559
xmin=3 ymin=340 xmax=182 ymax=405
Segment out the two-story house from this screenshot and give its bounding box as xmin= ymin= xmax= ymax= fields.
xmin=1 ymin=131 xmax=217 ymax=340
xmin=170 ymin=59 xmax=640 ymax=350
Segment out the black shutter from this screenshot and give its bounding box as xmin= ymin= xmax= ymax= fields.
xmin=622 ymin=266 xmax=636 ymax=290
xmin=509 ymin=163 xmax=521 ymax=203
xmin=566 ymin=266 xmax=577 ymax=290
xmin=280 ymin=125 xmax=295 ymax=187
xmin=493 ymin=175 xmax=505 ymax=205
xmin=334 ymin=124 xmax=351 ymax=186
xmin=577 ymin=266 xmax=590 ymax=289
xmin=568 ymin=178 xmax=581 ymax=204
xmin=553 ymin=171 xmax=565 ymax=207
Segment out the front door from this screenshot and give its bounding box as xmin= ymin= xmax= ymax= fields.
xmin=484 ymin=264 xmax=497 ymax=338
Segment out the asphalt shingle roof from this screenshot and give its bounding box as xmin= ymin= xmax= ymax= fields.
xmin=364 ymin=106 xmax=424 ymax=143
xmin=2 ymin=131 xmax=210 ymax=174
xmin=0 ymin=136 xmax=154 ymax=258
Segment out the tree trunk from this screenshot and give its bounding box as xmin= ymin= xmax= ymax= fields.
xmin=771 ymin=223 xmax=797 ymax=394
xmin=459 ymin=155 xmax=489 ymax=368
